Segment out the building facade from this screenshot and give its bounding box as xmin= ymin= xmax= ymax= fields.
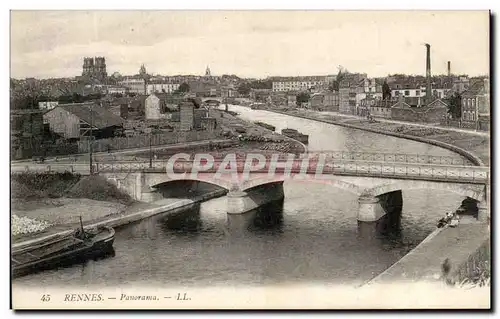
xmin=323 ymin=91 xmax=339 ymax=111
xmin=180 ymin=101 xmax=195 ymax=131
xmin=107 ymin=86 xmax=128 ymax=95
xmin=271 ymin=76 xmax=329 ymax=92
xmin=461 ymin=78 xmax=490 ymax=123
xmin=10 ymin=109 xmax=45 ymax=159
xmin=118 ymin=77 xmax=147 ymax=95
xmin=391 ymin=97 xmax=448 ymax=123
xmin=82 ymin=57 xmax=107 ymax=81
xmin=38 ymin=101 xmax=59 ymax=110
xmin=146 ymin=82 xmax=181 ymax=94
xmin=43 ymin=103 xmax=124 ymax=140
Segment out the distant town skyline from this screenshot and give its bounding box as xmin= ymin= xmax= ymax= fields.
xmin=11 ymin=11 xmax=490 ymax=79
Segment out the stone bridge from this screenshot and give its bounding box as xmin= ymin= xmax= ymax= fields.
xmin=92 ymin=158 xmax=489 ymax=226
xmin=201 ymin=97 xmax=224 ymax=106
xmin=13 ymin=154 xmax=490 ymax=229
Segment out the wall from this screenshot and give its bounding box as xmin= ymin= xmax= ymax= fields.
xmin=78 ymin=130 xmax=220 ymax=153
xmin=323 ymin=93 xmax=339 ymax=111
xmin=339 ymin=88 xmax=350 ymax=114
xmin=145 ymin=95 xmax=160 ymax=120
xmin=310 ymin=95 xmax=324 ymax=110
xmin=180 ymin=103 xmax=194 ymax=131
xmin=370 ymin=106 xmax=392 ymax=118
xmin=43 ymin=107 xmax=81 ymax=139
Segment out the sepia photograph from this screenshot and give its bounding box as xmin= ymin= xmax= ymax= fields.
xmin=9 ymin=9 xmax=491 ymax=310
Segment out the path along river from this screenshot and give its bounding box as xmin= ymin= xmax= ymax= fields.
xmin=14 ymin=105 xmax=470 ymax=288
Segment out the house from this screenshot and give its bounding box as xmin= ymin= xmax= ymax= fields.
xmin=339 ymin=81 xmax=357 ymax=115
xmin=118 ymin=77 xmax=146 ymax=95
xmin=323 ymin=91 xmax=339 ymax=111
xmin=146 ymin=81 xmax=181 ymax=94
xmin=361 ymin=98 xmax=395 ymax=118
xmin=250 ymin=89 xmax=272 ymax=103
xmin=287 ymin=92 xmax=298 ymax=107
xmin=271 ymin=76 xmax=329 ymax=92
xmin=391 ymin=95 xmax=448 ymax=123
xmin=452 ymin=76 xmax=470 ymax=94
xmin=108 ymin=104 xmax=129 ymax=119
xmin=38 ymin=101 xmax=59 ymax=110
xmin=107 ymin=85 xmax=128 ymax=95
xmin=461 ymin=78 xmax=490 ymax=123
xmin=194 ymin=108 xmax=210 ymax=129
xmin=310 ymin=93 xmax=325 ymax=110
xmin=43 ymin=102 xmax=125 ymax=140
xmin=180 ymin=101 xmax=195 ymax=131
xmin=145 ymin=93 xmax=179 ymax=120
xmin=10 ymin=109 xmax=45 ymax=159
xmin=269 ymin=93 xmax=287 ymax=106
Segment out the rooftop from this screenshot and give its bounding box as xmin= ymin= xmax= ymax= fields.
xmin=56 ymin=102 xmax=124 ymax=128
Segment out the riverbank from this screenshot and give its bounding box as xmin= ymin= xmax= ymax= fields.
xmin=13 ymin=189 xmax=227 ymax=249
xmin=366 ymin=222 xmax=490 ymax=288
xmin=256 ymin=107 xmax=490 ymax=289
xmin=267 ymin=108 xmax=489 ymax=166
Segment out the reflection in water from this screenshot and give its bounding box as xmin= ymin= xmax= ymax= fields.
xmin=159 ymin=203 xmax=203 ymax=233
xmin=251 ymin=199 xmax=285 ymax=232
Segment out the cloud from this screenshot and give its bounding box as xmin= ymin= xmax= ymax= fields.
xmin=10 ymin=10 xmax=490 ymax=79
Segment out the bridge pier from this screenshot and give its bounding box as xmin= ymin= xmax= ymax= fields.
xmin=226 ymin=182 xmax=285 ymax=232
xmin=357 ymin=191 xmax=403 ymax=238
xmin=477 ymin=200 xmax=489 ymax=223
xmin=357 ymin=196 xmax=386 ymax=222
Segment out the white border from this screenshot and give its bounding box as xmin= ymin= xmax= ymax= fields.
xmin=3 ymin=1 xmax=498 ymax=317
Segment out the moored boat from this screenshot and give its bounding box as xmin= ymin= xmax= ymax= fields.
xmin=12 ymin=223 xmax=115 ymax=278
xmin=281 ymin=128 xmax=309 ymax=144
xmin=254 ymin=121 xmax=276 ymax=131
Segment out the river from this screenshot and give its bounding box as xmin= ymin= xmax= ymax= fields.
xmin=14 ymin=105 xmax=468 ymax=288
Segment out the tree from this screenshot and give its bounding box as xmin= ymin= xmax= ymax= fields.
xmin=329 ymin=66 xmax=348 ymax=92
xmin=296 ymin=92 xmax=310 ymax=105
xmin=176 ymin=82 xmax=190 ymax=93
xmin=447 ymin=92 xmax=462 ymax=120
xmin=382 ymin=81 xmax=391 ymax=100
xmin=237 ymin=83 xmax=251 ymax=96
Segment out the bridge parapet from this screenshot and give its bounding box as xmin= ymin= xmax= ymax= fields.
xmin=93 ymin=159 xmax=489 ymax=185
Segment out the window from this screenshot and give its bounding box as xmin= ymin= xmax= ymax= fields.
xmin=405 ymin=90 xmax=410 ymax=96
xmin=416 ymin=90 xmax=420 ymax=96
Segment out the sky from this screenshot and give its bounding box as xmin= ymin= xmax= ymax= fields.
xmin=10 ymin=10 xmax=490 ymax=79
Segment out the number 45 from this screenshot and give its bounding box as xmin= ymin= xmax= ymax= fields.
xmin=41 ymin=294 xmax=51 ymax=302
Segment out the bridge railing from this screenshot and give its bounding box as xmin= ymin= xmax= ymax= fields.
xmin=304 ymin=151 xmax=473 ymax=166
xmin=327 ymin=161 xmax=489 ymax=184
xmin=93 ymin=159 xmax=489 ymax=184
xmin=94 ymin=151 xmax=473 ymax=166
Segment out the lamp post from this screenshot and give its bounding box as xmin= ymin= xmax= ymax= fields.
xmin=89 ymin=104 xmax=94 ymax=175
xmin=145 ymin=127 xmax=152 ymax=168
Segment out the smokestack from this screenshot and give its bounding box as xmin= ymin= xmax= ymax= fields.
xmin=425 ymin=43 xmax=432 ymax=104
xmin=447 ymin=61 xmax=451 ymax=77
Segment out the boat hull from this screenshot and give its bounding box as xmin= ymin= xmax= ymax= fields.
xmin=12 ymin=226 xmax=115 ymax=279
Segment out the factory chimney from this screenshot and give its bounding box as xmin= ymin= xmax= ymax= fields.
xmin=425 ymin=43 xmax=432 ymax=104
xmin=447 ymin=61 xmax=451 ymax=77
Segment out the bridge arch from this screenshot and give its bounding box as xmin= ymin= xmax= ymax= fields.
xmin=148 ymin=176 xmax=235 ymax=191
xmin=363 ymin=180 xmax=485 ymax=201
xmin=240 ymin=176 xmax=364 ymax=196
